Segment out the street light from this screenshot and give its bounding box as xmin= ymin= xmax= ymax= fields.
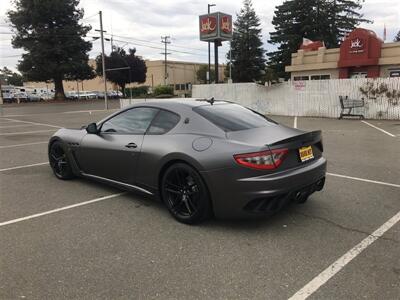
xmin=208 ymin=4 xmax=216 ymax=84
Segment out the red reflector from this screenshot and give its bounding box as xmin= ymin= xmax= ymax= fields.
xmin=234 ymin=149 xmax=288 ymax=170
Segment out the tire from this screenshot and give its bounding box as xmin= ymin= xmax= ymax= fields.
xmin=161 ymin=163 xmax=212 ymax=224
xmin=49 ymin=141 xmax=75 ymax=180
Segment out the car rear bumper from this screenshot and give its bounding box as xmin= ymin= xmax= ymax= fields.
xmin=201 ymin=157 xmax=327 ymax=219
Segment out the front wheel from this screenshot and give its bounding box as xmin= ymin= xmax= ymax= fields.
xmin=161 ymin=163 xmax=212 ymax=224
xmin=49 ymin=141 xmax=74 ymax=180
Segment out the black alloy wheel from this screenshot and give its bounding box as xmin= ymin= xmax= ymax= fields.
xmin=161 ymin=163 xmax=211 ymax=224
xmin=49 ymin=141 xmax=74 ymax=180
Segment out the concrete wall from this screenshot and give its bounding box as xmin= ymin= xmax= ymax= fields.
xmin=192 ymin=79 xmax=400 ymax=120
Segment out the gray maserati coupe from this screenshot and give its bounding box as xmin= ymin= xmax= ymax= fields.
xmin=48 ymin=99 xmax=326 ymax=224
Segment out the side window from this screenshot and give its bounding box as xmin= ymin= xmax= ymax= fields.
xmin=101 ymin=107 xmax=158 ymax=134
xmin=147 ymin=110 xmax=180 ymax=134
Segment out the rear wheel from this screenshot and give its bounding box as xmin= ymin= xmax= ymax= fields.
xmin=161 ymin=163 xmax=211 ymax=224
xmin=49 ymin=141 xmax=74 ymax=180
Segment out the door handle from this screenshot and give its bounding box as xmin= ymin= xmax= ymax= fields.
xmin=125 ymin=142 xmax=137 ymax=149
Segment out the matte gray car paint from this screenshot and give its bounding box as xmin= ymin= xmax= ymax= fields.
xmin=49 ymin=100 xmax=327 ymax=218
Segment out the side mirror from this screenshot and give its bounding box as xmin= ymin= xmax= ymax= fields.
xmin=86 ymin=123 xmax=99 ymax=134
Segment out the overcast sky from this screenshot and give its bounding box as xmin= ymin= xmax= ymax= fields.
xmin=1 ymin=0 xmax=399 ymax=72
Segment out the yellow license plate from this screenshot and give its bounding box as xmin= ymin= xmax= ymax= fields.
xmin=299 ymin=146 xmax=314 ymax=162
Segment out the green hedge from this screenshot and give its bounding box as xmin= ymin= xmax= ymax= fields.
xmin=153 ymin=85 xmax=174 ymax=96
xmin=124 ymin=86 xmax=149 ymax=98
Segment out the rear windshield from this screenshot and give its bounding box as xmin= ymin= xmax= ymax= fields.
xmin=193 ymin=103 xmax=277 ymax=132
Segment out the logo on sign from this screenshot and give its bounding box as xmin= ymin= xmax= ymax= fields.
xmin=349 ymin=38 xmax=364 ymax=53
xmin=350 ymin=38 xmax=363 ymax=48
xmin=200 ymin=17 xmax=217 ymax=34
xmin=220 ymin=16 xmax=231 ymax=34
xmin=199 ymin=12 xmax=232 ymax=42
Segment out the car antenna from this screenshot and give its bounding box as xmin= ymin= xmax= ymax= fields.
xmin=208 ymin=97 xmax=214 ymax=105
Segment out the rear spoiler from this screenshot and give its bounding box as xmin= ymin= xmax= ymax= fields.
xmin=269 ymin=130 xmax=323 ymax=151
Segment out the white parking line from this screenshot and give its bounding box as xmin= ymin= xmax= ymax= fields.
xmin=0 ymin=141 xmax=48 ymax=149
xmin=327 ymin=172 xmax=400 ymax=188
xmin=0 ymin=129 xmax=55 ymax=136
xmin=294 ymin=116 xmax=298 ymax=128
xmin=0 ymin=162 xmax=48 ymax=172
xmin=0 ymin=118 xmax=62 ymax=129
xmin=0 ymin=193 xmax=126 ymax=227
xmin=62 ymin=109 xmax=118 ymax=114
xmin=0 ymin=124 xmax=37 ymax=129
xmin=0 ymin=120 xmax=26 ymax=124
xmin=289 ymin=210 xmax=400 ymax=300
xmin=1 ymin=108 xmax=118 ymax=118
xmin=361 ymin=120 xmax=395 ymax=137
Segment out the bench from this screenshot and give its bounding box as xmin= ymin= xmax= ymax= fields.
xmin=339 ymin=96 xmax=365 ymax=119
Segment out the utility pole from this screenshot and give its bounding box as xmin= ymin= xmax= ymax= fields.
xmin=161 ymin=36 xmax=171 ymax=85
xmin=207 ymin=4 xmax=216 ymax=84
xmin=95 ymin=11 xmax=108 ymax=110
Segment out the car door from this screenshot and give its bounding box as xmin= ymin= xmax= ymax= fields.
xmin=76 ymin=107 xmax=159 ymax=185
xmin=135 ymin=109 xmax=181 ymax=188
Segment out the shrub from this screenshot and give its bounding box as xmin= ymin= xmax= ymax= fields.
xmin=154 ymin=85 xmax=174 ymax=97
xmin=124 ymin=86 xmax=149 ymax=98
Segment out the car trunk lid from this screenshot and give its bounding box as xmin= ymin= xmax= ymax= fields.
xmin=227 ymin=125 xmax=323 ymax=171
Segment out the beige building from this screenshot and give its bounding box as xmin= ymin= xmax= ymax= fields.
xmin=25 ymin=59 xmax=226 ymax=96
xmin=286 ymin=28 xmax=400 ymax=80
xmin=131 ymin=60 xmax=225 ymax=94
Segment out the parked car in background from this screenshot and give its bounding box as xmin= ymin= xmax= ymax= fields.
xmin=1 ymin=85 xmax=54 ymax=102
xmin=1 ymin=86 xmax=28 ymax=102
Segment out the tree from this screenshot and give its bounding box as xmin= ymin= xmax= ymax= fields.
xmin=0 ymin=67 xmax=24 ymax=86
xmin=262 ymin=67 xmax=279 ymax=85
xmin=395 ymin=30 xmax=400 ymax=42
xmin=268 ymin=0 xmax=370 ymax=79
xmin=96 ymin=47 xmax=147 ymax=92
xmin=196 ymin=65 xmax=215 ymax=83
xmin=8 ymin=0 xmax=94 ymax=100
xmin=226 ymin=0 xmax=266 ymax=83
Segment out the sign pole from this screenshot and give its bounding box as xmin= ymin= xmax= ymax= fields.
xmin=207 ymin=4 xmax=216 ymax=84
xmin=214 ymin=41 xmax=219 ymax=84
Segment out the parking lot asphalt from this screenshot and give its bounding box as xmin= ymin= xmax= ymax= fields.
xmin=0 ymin=100 xmax=399 ymax=300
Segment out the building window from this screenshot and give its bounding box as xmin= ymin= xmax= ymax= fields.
xmin=310 ymin=74 xmax=331 ymax=80
xmin=293 ymin=76 xmax=309 ymax=81
xmin=389 ymin=70 xmax=400 ymax=77
xmin=174 ymin=84 xmax=188 ymax=91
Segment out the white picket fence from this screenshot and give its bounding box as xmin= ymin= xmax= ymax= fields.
xmin=192 ymin=78 xmax=400 ymax=119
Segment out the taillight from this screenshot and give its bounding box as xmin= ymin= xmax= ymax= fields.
xmin=233 ymin=149 xmax=288 ymax=170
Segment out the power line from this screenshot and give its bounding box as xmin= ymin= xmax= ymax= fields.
xmin=110 ymin=37 xmax=207 ymax=57
xmin=104 ymin=33 xmax=208 ymax=54
xmin=1 ymin=54 xmax=23 ymax=58
xmin=82 ymin=12 xmax=99 ymax=22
